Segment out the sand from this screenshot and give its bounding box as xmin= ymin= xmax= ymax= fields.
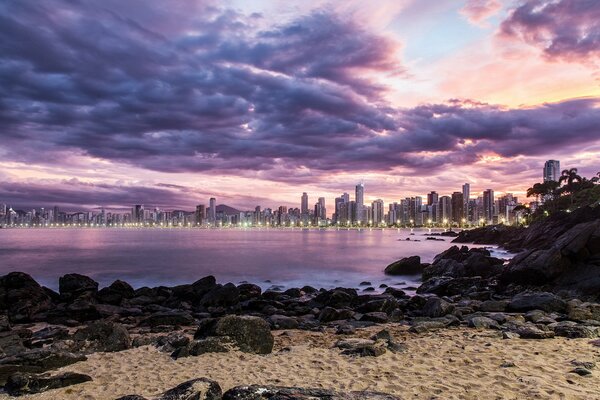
xmin=2 ymin=325 xmax=599 ymax=400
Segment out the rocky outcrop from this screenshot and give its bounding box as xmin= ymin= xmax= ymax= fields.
xmin=4 ymin=371 xmax=92 ymax=396
xmin=116 ymin=378 xmax=221 ymax=400
xmin=222 ymin=385 xmax=399 ymax=399
xmin=71 ymin=321 xmax=131 ymax=353
xmin=384 ymin=256 xmax=423 ymax=275
xmin=0 ymin=349 xmax=86 ymax=385
xmin=0 ymin=272 xmax=54 ymax=323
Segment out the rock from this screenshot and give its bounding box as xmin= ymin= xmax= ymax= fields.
xmin=185 ymin=337 xmax=231 ymax=356
xmin=159 ymin=378 xmax=222 ymax=400
xmin=335 ymin=338 xmax=387 ymax=357
xmin=4 ymin=372 xmax=92 ymax=396
xmin=0 ymin=314 xmax=10 ymax=332
xmin=571 ymin=367 xmax=592 ymax=376
xmin=200 ymin=283 xmax=240 ymax=308
xmin=549 ymin=321 xmax=599 ymax=338
xmin=237 ymin=284 xmax=262 ymax=301
xmin=318 ymin=307 xmax=354 ymax=323
xmin=140 ymin=311 xmax=195 ymax=328
xmin=267 ymin=315 xmax=299 ymax=330
xmin=213 ymin=315 xmax=274 ymax=354
xmin=335 ymin=325 xmax=356 ymax=335
xmin=384 ymin=256 xmax=422 ymax=275
xmin=0 ymin=349 xmax=86 ymax=385
xmin=507 ymin=292 xmax=567 ymax=313
xmin=502 ymin=331 xmax=520 ymax=339
xmin=313 ymin=289 xmax=356 ymax=308
xmin=479 ymin=300 xmax=509 ymax=312
xmin=571 ymin=360 xmax=596 ymax=370
xmin=155 ymin=332 xmax=190 ymax=353
xmin=359 ymin=312 xmax=388 ymax=323
xmin=468 ymin=316 xmax=500 ymax=330
xmin=500 ymin=361 xmax=516 ymax=368
xmin=72 ymin=321 xmax=131 ymax=353
xmin=0 ymin=272 xmax=54 ymax=323
xmin=0 ymin=331 xmax=27 ymax=356
xmin=223 ymin=385 xmax=399 ymax=399
xmin=98 ymin=280 xmax=135 ymax=305
xmin=59 ymin=273 xmax=99 ymax=300
xmin=421 ymin=297 xmax=454 ymax=318
xmin=119 ymin=378 xmax=222 ymax=400
xmin=508 ymin=324 xmax=555 ymax=339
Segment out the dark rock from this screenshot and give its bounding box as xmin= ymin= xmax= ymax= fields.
xmin=0 ymin=349 xmax=86 ymax=385
xmin=383 ymin=287 xmax=406 ymax=298
xmin=313 ymin=289 xmax=356 ymax=308
xmin=384 ymin=256 xmax=422 ymax=275
xmin=237 ymin=284 xmax=262 ymax=301
xmin=0 ymin=331 xmax=27 ymax=356
xmin=508 ymin=292 xmax=567 ymax=313
xmin=335 ymin=324 xmax=356 ymax=335
xmin=359 ymin=312 xmax=388 ymax=323
xmin=359 ymin=281 xmax=372 ymax=286
xmin=508 ymin=324 xmax=555 ymax=339
xmin=72 ymin=320 xmax=130 ymax=353
xmin=421 ymin=297 xmax=454 ymax=318
xmin=468 ymin=316 xmax=500 ymax=330
xmin=268 ymin=315 xmax=299 ymax=330
xmin=213 ymin=315 xmax=274 ymax=354
xmin=283 ymin=288 xmax=302 ymax=298
xmin=479 ymin=300 xmax=509 ymax=312
xmin=186 ymin=337 xmax=231 ymax=356
xmin=318 ymin=307 xmax=354 ymax=323
xmin=59 ymin=273 xmax=99 ymax=300
xmin=571 ymin=367 xmax=592 ymax=376
xmin=160 ymin=377 xmax=222 ymax=400
xmin=98 ymin=280 xmax=135 ymax=305
xmin=200 ymin=283 xmax=240 ymax=308
xmin=550 ymin=321 xmax=599 ymax=338
xmin=4 ymin=371 xmax=92 ymax=396
xmin=0 ymin=272 xmax=54 ymax=323
xmin=335 ymin=338 xmax=387 ymax=357
xmin=223 ymin=385 xmax=399 ymax=399
xmin=140 ymin=311 xmax=195 ymax=328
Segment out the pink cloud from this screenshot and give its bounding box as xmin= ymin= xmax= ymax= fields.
xmin=460 ymin=0 xmax=502 ymax=25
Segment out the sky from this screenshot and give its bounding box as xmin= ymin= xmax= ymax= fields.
xmin=0 ymin=0 xmax=599 ymax=212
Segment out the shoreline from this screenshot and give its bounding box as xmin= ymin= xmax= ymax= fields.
xmin=1 ymin=207 xmax=599 ymax=399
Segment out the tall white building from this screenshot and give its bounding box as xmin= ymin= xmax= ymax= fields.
xmin=543 ymin=160 xmax=560 ymax=182
xmin=355 ymin=183 xmax=364 ymax=223
xmin=462 ymin=183 xmax=470 ymax=220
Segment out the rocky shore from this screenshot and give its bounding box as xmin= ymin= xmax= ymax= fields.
xmin=1 ymin=206 xmax=599 ymax=399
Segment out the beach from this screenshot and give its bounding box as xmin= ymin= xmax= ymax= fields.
xmin=2 ymin=325 xmax=598 ymax=400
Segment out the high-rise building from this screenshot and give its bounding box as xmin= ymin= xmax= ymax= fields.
xmin=543 ymin=160 xmax=560 ymax=182
xmin=355 ymin=183 xmax=364 ymax=223
xmin=301 ymin=192 xmax=309 ymax=215
xmin=371 ymin=199 xmax=384 ymax=225
xmin=462 ymin=183 xmax=470 ymax=220
xmin=483 ymin=189 xmax=494 ymax=223
xmin=132 ymin=205 xmax=144 ymax=223
xmin=318 ymin=197 xmax=326 ymax=220
xmin=451 ymin=192 xmax=464 ymax=224
xmin=427 ymin=191 xmax=439 ymax=206
xmin=195 ymin=204 xmax=206 ymax=226
xmin=439 ymin=196 xmax=452 ymax=223
xmin=208 ymin=198 xmax=216 ymax=225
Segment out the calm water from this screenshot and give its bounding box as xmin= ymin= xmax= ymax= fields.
xmin=0 ymin=228 xmax=501 ymax=292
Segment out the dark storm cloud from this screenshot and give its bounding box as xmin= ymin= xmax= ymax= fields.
xmin=0 ymin=0 xmax=599 ymax=183
xmin=500 ymin=0 xmax=600 ymax=61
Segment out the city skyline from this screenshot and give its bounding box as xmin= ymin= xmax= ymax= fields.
xmin=1 ymin=1 xmax=599 ymax=211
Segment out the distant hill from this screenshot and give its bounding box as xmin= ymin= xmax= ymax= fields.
xmin=216 ymin=204 xmax=241 ymax=215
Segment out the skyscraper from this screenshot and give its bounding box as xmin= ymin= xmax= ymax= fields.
xmin=132 ymin=204 xmax=144 ymax=223
xmin=462 ymin=183 xmax=470 ymax=220
xmin=195 ymin=205 xmax=206 ymax=226
xmin=543 ymin=160 xmax=560 ymax=182
xmin=371 ymin=199 xmax=384 ymax=224
xmin=427 ymin=191 xmax=439 ymax=206
xmin=355 ymin=183 xmax=364 ymax=224
xmin=318 ymin=197 xmax=326 ymax=220
xmin=451 ymin=192 xmax=464 ymax=224
xmin=301 ymin=192 xmax=309 ymax=215
xmin=208 ymin=198 xmax=216 ymax=225
xmin=483 ymin=189 xmax=494 ymax=223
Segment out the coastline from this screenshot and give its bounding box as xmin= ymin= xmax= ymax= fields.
xmin=0 ymin=207 xmax=599 ymax=399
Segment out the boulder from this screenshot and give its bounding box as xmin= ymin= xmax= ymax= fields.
xmin=0 ymin=272 xmax=54 ymax=323
xmin=118 ymin=378 xmax=222 ymax=400
xmin=200 ymin=284 xmax=240 ymax=308
xmin=223 ymin=385 xmax=399 ymax=399
xmin=72 ymin=321 xmax=130 ymax=353
xmin=318 ymin=307 xmax=354 ymax=323
xmin=549 ymin=321 xmax=599 ymax=339
xmin=267 ymin=315 xmax=299 ymax=330
xmin=468 ymin=316 xmax=500 ymax=330
xmin=335 ymin=338 xmax=387 ymax=357
xmin=0 ymin=349 xmax=86 ymax=385
xmin=237 ymin=284 xmax=262 ymax=301
xmin=421 ymin=297 xmax=454 ymax=318
xmin=98 ymin=280 xmax=135 ymax=305
xmin=213 ymin=315 xmax=274 ymax=354
xmin=59 ymin=273 xmax=99 ymax=300
xmin=507 ymin=292 xmax=566 ymax=313
xmin=384 ymin=256 xmax=422 ymax=275
xmin=4 ymin=372 xmax=92 ymax=396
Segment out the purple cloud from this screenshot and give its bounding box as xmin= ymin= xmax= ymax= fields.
xmin=500 ymin=0 xmax=600 ymax=61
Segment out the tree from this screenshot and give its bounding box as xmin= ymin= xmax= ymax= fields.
xmin=559 ymin=168 xmax=582 ymax=193
xmin=592 ymin=172 xmax=600 ymax=184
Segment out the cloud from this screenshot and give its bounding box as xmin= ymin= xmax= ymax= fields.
xmin=0 ymin=0 xmax=599 ymax=210
xmin=460 ymin=0 xmax=502 ymax=26
xmin=500 ymin=0 xmax=600 ymax=62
